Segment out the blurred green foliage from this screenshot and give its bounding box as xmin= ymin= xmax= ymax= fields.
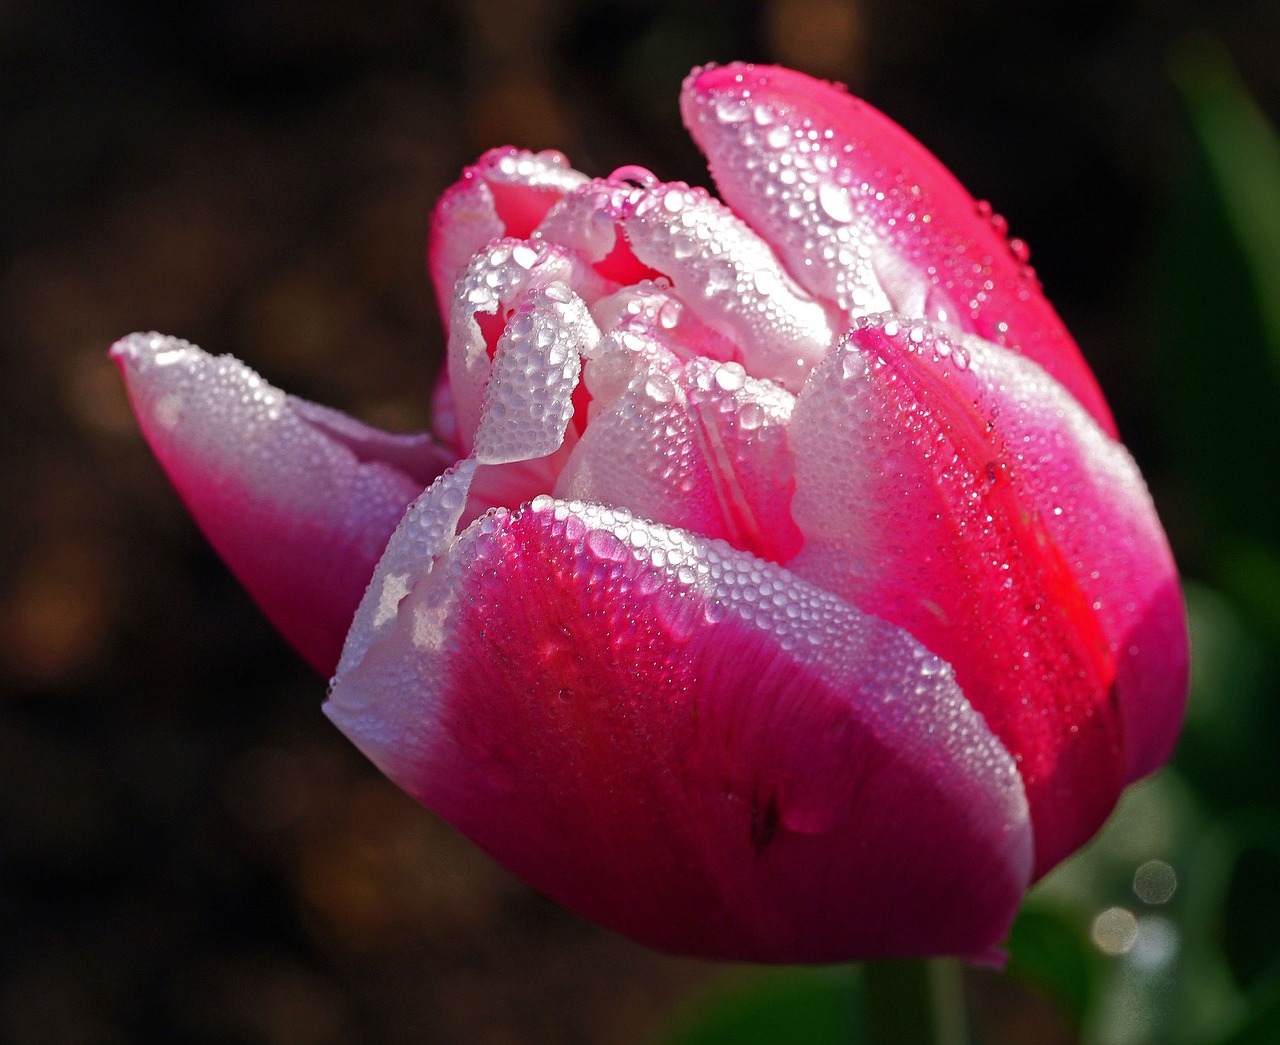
xmin=660 ymin=41 xmax=1280 ymax=1045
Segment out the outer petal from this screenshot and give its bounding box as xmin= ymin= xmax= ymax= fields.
xmin=787 ymin=315 xmax=1187 ymax=874
xmin=681 ymin=62 xmax=1116 ymax=435
xmin=111 ymin=332 xmax=449 ymax=675
xmin=327 ymin=497 xmax=1032 ymax=962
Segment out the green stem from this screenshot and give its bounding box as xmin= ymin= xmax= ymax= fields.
xmin=862 ymin=959 xmax=968 ymax=1045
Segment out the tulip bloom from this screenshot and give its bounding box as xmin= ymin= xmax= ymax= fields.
xmin=113 ymin=63 xmax=1188 ymax=963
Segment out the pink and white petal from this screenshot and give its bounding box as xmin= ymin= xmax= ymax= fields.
xmin=681 ymin=358 xmax=805 ymax=562
xmin=429 ymin=147 xmax=589 ymax=315
xmin=327 ymin=499 xmax=1032 ymax=962
xmin=112 ymin=332 xmax=450 ymax=676
xmin=590 ymin=283 xmax=742 ymax=365
xmin=472 ymin=282 xmax=597 ymax=466
xmin=337 ymin=459 xmax=477 ymax=678
xmin=446 ymin=238 xmax=594 ymax=453
xmin=681 ymin=63 xmax=1116 ymax=435
xmin=555 ymin=333 xmax=729 ymax=542
xmin=622 ymin=183 xmax=837 ymax=390
xmin=788 ymin=315 xmax=1184 ymax=875
xmin=561 ymin=331 xmax=802 ymax=563
xmin=535 ymin=180 xmax=666 ymax=285
xmin=933 ymin=331 xmax=1188 ymax=785
xmin=428 ymin=371 xmax=460 ymax=451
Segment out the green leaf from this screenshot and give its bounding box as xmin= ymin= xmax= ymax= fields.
xmin=1172 ymin=38 xmax=1280 ymax=374
xmin=1153 ymin=40 xmax=1280 ymax=556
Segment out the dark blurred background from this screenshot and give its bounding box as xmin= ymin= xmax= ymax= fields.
xmin=3 ymin=1 xmax=1280 ymax=1042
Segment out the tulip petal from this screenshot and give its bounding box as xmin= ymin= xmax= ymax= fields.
xmin=622 ymin=182 xmax=838 ymax=390
xmin=446 ymin=238 xmax=599 ymax=453
xmin=555 ymin=331 xmax=729 ymax=542
xmin=681 ymin=62 xmax=1116 ymax=435
xmin=336 ymin=459 xmax=477 ymax=679
xmin=590 ymin=283 xmax=742 ymax=364
xmin=429 ymin=147 xmax=589 ymax=317
xmin=472 ymin=282 xmax=597 ymax=466
xmin=111 ymin=332 xmax=449 ymax=675
xmin=680 ymin=358 xmax=805 ymax=561
xmin=788 ymin=315 xmax=1186 ymax=873
xmin=557 ymin=328 xmax=802 ymax=562
xmin=327 ymin=498 xmax=1032 ymax=962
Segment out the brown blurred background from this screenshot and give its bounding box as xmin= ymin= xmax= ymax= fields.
xmin=2 ymin=1 xmax=1278 ymax=1042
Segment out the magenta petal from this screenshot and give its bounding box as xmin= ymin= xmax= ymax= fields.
xmin=327 ymin=499 xmax=1032 ymax=962
xmin=681 ymin=62 xmax=1117 ymax=435
xmin=112 ymin=332 xmax=449 ymax=675
xmin=788 ymin=315 xmax=1187 ymax=874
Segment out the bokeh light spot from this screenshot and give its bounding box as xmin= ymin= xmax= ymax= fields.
xmin=1133 ymin=859 xmax=1177 ymax=905
xmin=1092 ymin=906 xmax=1139 ymax=956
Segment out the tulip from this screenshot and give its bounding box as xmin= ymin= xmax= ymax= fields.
xmin=113 ymin=63 xmax=1188 ymax=964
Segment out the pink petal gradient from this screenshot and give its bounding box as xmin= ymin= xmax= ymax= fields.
xmin=681 ymin=62 xmax=1117 ymax=436
xmin=326 ymin=496 xmax=1032 ymax=963
xmin=111 ymin=332 xmax=449 ymax=675
xmin=787 ymin=314 xmax=1187 ymax=875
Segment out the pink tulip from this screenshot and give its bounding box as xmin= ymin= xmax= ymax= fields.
xmin=113 ymin=63 xmax=1188 ymax=963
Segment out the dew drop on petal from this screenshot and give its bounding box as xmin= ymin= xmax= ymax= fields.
xmin=818 ymin=181 xmax=855 ymax=224
xmin=714 ymin=361 xmax=747 ymax=392
xmin=609 ymin=164 xmax=660 ymax=189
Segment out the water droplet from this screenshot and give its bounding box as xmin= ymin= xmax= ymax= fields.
xmin=511 ymin=244 xmax=539 ymax=269
xmin=1009 ymin=237 xmax=1031 ymax=264
xmin=714 ymin=95 xmax=749 ymax=123
xmin=644 ymin=373 xmax=676 ymax=403
xmin=738 ymin=401 xmax=764 ymax=430
xmin=585 ymin=528 xmax=628 ymax=563
xmin=714 ymin=362 xmax=747 ymax=392
xmin=609 ymin=165 xmax=659 ymax=189
xmin=765 ymin=124 xmax=791 ymax=149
